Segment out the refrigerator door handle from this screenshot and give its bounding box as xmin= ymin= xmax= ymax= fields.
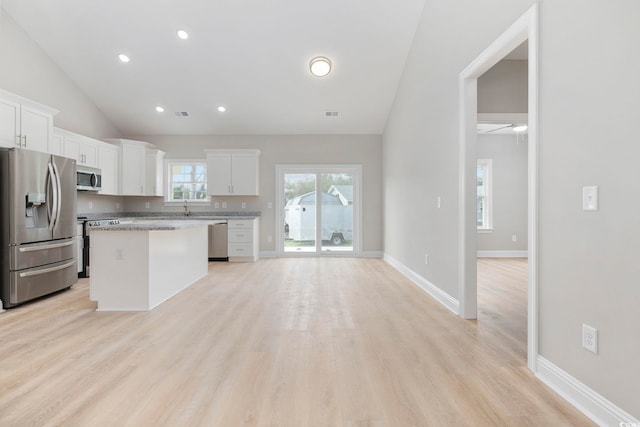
xmin=19 ymin=240 xmax=75 ymax=252
xmin=48 ymin=162 xmax=59 ymax=231
xmin=19 ymin=260 xmax=75 ymax=278
xmin=52 ymin=162 xmax=63 ymax=229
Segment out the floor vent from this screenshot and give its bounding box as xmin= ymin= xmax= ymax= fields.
xmin=325 ymin=111 xmax=339 ymax=117
xmin=174 ymin=111 xmax=189 ymax=117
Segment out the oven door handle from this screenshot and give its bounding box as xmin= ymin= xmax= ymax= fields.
xmin=19 ymin=240 xmax=75 ymax=252
xmin=19 ymin=260 xmax=75 ymax=278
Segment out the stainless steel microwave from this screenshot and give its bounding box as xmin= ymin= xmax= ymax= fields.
xmin=76 ymin=165 xmax=102 ymax=191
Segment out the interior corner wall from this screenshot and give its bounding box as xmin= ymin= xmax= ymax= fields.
xmin=476 ymin=134 xmax=528 ymax=252
xmin=0 ymin=9 xmax=121 ymax=139
xmin=124 ymin=134 xmax=383 ymax=255
xmin=383 ymin=0 xmax=639 ymax=418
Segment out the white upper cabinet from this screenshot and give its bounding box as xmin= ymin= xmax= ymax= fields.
xmin=119 ymin=141 xmax=146 ymax=195
xmin=56 ymin=127 xmax=120 ymax=195
xmin=205 ymin=149 xmax=260 ymax=196
xmin=0 ymin=89 xmax=57 ymax=153
xmin=145 ymin=148 xmax=165 ymax=196
xmin=49 ymin=131 xmax=64 ymax=155
xmin=104 ymin=138 xmax=163 ymax=196
xmin=63 ymin=132 xmax=98 ymax=168
xmin=98 ymin=143 xmax=119 ymax=195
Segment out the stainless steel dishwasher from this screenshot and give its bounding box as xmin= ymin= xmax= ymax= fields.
xmin=208 ymin=221 xmax=228 ymax=260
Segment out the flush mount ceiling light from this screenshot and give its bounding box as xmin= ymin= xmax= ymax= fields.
xmin=217 ymin=106 xmax=226 ymax=113
xmin=309 ymin=56 xmax=332 ymax=77
xmin=118 ymin=54 xmax=130 ymax=63
xmin=513 ymin=125 xmax=528 ymax=132
xmin=155 ymin=106 xmax=165 ymax=113
xmin=177 ymin=30 xmax=189 ymax=40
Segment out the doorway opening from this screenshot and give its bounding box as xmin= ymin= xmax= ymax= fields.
xmin=458 ymin=5 xmax=538 ymax=372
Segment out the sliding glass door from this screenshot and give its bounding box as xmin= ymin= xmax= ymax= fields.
xmin=277 ymin=165 xmax=361 ymax=256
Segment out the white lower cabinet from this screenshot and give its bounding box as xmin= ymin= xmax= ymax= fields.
xmin=227 ymin=218 xmax=259 ymax=262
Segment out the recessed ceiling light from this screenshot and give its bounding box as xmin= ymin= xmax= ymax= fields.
xmin=177 ymin=30 xmax=189 ymax=40
xmin=309 ymin=56 xmax=332 ymax=77
xmin=155 ymin=106 xmax=165 ymax=113
xmin=118 ymin=54 xmax=130 ymax=63
xmin=217 ymin=106 xmax=226 ymax=113
xmin=513 ymin=125 xmax=528 ymax=132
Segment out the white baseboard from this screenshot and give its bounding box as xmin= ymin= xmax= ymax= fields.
xmin=477 ymin=250 xmax=528 ymax=258
xmin=536 ymin=356 xmax=639 ymax=426
xmin=383 ymin=253 xmax=459 ymax=315
xmin=0 ymin=298 xmax=4 ymax=312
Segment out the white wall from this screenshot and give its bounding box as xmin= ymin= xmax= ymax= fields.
xmin=384 ymin=0 xmax=639 ymax=418
xmin=476 ymin=134 xmax=528 ymax=252
xmin=0 ymin=10 xmax=120 ymax=139
xmin=77 ymin=193 xmax=125 ymax=216
xmin=123 ymin=134 xmax=383 ymax=255
xmin=478 ymin=59 xmax=528 ymax=113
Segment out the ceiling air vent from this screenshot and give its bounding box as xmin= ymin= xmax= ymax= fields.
xmin=174 ymin=111 xmax=189 ymax=117
xmin=325 ymin=111 xmax=339 ymax=117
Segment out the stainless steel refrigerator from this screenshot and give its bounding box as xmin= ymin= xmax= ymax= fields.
xmin=1 ymin=148 xmax=78 ymax=308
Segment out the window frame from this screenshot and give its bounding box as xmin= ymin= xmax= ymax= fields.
xmin=164 ymin=159 xmax=211 ymax=205
xmin=276 ymin=164 xmax=362 ymax=257
xmin=477 ymin=158 xmax=493 ymax=231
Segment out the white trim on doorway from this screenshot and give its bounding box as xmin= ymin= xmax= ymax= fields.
xmin=458 ymin=4 xmax=539 ymax=373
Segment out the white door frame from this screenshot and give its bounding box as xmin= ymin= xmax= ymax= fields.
xmin=275 ymin=164 xmax=363 ymax=257
xmin=458 ymin=4 xmax=539 ymax=372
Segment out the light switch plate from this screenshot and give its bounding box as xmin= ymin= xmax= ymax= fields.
xmin=582 ymin=186 xmax=598 ymax=211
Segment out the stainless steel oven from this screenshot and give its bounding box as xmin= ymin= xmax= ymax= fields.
xmin=78 ymin=218 xmax=119 ymax=278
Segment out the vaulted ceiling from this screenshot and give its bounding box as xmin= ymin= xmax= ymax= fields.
xmin=3 ymin=0 xmax=426 ymax=135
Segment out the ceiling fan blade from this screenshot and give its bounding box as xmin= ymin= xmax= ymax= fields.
xmin=485 ymin=124 xmax=513 ymax=133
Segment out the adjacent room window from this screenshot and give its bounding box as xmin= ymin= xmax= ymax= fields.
xmin=166 ymin=161 xmax=209 ymax=202
xmin=477 ymin=159 xmax=493 ymax=230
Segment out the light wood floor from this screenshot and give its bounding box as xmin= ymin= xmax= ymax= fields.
xmin=477 ymin=257 xmax=529 ymax=365
xmin=0 ymin=258 xmax=593 ymax=426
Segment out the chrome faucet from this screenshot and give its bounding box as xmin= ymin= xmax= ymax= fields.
xmin=183 ymin=200 xmax=191 ymax=216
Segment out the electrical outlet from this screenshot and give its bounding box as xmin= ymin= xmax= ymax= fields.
xmin=512 ymin=234 xmax=517 ymax=242
xmin=267 ymin=235 xmax=273 ymax=243
xmin=222 ymin=202 xmax=227 ymax=209
xmin=116 ymin=202 xmax=120 ymax=209
xmin=425 ymin=254 xmax=429 ymax=265
xmin=582 ymin=324 xmax=598 ymax=354
xmin=145 ymin=202 xmax=150 ymax=209
xmin=268 ymin=202 xmax=273 ymax=209
xmin=241 ymin=202 xmax=246 ymax=209
xmin=214 ymin=202 xmax=220 ymax=209
xmin=88 ymin=201 xmax=93 ymax=209
xmin=437 ymin=197 xmax=441 ymax=209
xmin=115 ymin=248 xmax=124 ymax=260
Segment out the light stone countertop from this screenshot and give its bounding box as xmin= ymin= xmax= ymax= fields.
xmin=89 ymin=220 xmax=217 ymax=231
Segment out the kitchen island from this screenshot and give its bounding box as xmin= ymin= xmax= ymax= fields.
xmin=89 ymin=220 xmax=209 ymax=311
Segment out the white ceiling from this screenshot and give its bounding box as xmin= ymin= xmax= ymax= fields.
xmin=3 ymin=0 xmax=426 ymax=135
